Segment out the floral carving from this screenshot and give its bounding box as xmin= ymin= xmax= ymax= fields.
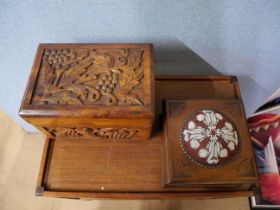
xmin=32 ymin=48 xmax=145 ymax=106
xmin=44 ymin=127 xmax=140 ymax=139
xmin=180 ymin=109 xmax=240 ymax=167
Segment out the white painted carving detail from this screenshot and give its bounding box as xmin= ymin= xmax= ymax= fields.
xmin=183 ymin=110 xmax=239 ymax=165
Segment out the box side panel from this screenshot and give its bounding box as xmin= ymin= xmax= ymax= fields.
xmin=22 ymin=116 xmax=153 ymax=140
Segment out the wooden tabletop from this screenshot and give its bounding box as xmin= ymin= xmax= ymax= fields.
xmin=36 ymin=76 xmax=255 ymax=199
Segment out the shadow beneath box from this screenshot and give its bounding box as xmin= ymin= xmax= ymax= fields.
xmin=153 ymin=40 xmax=221 ymax=75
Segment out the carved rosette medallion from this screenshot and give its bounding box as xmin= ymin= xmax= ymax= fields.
xmin=31 ymin=48 xmax=145 ymax=106
xmin=180 ymin=109 xmax=240 ymax=167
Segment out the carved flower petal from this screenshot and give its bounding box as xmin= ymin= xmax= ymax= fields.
xmin=186 ymin=128 xmax=205 ymax=135
xmin=188 ymin=121 xmax=196 ymax=129
xmin=184 ymin=134 xmax=189 ymax=142
xmin=233 ymin=131 xmax=238 ymax=145
xmin=225 ymin=122 xmax=233 ymax=130
xmin=207 ymin=157 xmax=219 ymax=164
xmin=203 ymin=111 xmax=211 ymax=126
xmin=219 ymin=148 xmax=228 ymax=158
xmin=228 ymin=142 xmax=235 ymax=151
xmin=196 ymin=114 xmax=205 ymax=121
xmin=215 ymin=113 xmax=223 ymax=120
xmin=210 ymin=112 xmax=218 ymax=126
xmin=190 ymin=140 xmax=200 ymax=149
xmin=222 ymin=134 xmax=236 ymax=143
xmin=189 ymin=133 xmax=205 ymax=142
xmin=198 ymin=148 xmax=208 ymax=158
xmin=221 ymin=127 xmax=234 ymax=135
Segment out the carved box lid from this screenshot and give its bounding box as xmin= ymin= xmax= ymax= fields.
xmin=163 ymin=99 xmax=259 ymax=188
xmin=19 ymin=44 xmax=154 ymax=119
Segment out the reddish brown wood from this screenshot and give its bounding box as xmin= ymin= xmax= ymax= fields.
xmin=19 ymin=43 xmax=155 ymax=140
xmin=162 ymin=99 xmax=259 ymax=189
xmin=35 ymin=76 xmax=259 ymax=199
xmin=42 ymin=191 xmax=253 ymax=200
xmin=36 ymin=137 xmax=51 ymax=195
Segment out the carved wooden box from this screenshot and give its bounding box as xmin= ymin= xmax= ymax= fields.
xmin=163 ymin=99 xmax=259 ymax=191
xmin=19 ymin=44 xmax=154 ymax=140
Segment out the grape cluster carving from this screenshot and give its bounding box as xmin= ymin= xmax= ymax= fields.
xmin=44 ymin=49 xmax=75 ymax=67
xmin=96 ymin=71 xmax=119 ymax=94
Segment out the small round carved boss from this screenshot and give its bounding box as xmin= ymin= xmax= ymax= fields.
xmin=180 ymin=109 xmax=240 ymax=167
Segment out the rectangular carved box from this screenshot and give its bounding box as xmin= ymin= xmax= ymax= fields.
xmin=19 ymin=43 xmax=154 ymax=140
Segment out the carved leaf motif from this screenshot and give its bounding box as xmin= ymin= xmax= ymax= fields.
xmin=118 ymin=67 xmax=144 ymax=91
xmin=93 ymin=128 xmax=138 ymax=138
xmin=124 ymin=95 xmax=144 ymax=105
xmin=44 ymin=127 xmax=140 ymax=139
xmin=127 ymin=50 xmax=143 ymax=69
xmin=32 ymin=48 xmax=145 ymax=106
xmin=44 ymin=66 xmax=56 ymax=86
xmin=91 ymin=50 xmax=114 ymax=67
xmin=62 ymin=86 xmax=89 ymax=101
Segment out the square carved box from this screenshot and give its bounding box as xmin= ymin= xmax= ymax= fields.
xmin=19 ymin=43 xmax=154 ymax=140
xmin=163 ymin=99 xmax=259 ymax=191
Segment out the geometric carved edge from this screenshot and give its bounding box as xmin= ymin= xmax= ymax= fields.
xmin=236 ymin=158 xmax=256 ymax=177
xmin=167 ymin=101 xmax=185 ymax=117
xmin=171 ymin=159 xmax=192 ymax=178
